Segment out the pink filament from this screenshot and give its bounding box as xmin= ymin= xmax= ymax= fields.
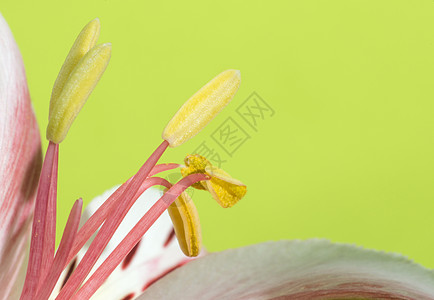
xmin=24 ymin=140 xmax=200 ymax=299
xmin=40 ymin=142 xmax=58 ymax=288
xmin=20 ymin=142 xmax=59 ymax=300
xmin=72 ymin=173 xmax=210 ymax=299
xmin=56 ymin=141 xmax=169 ymax=299
xmin=66 ymin=163 xmax=180 ymax=265
xmin=35 ymin=199 xmax=83 ymax=300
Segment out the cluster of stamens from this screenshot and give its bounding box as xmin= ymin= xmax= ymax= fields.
xmin=20 ymin=19 xmax=246 ymax=300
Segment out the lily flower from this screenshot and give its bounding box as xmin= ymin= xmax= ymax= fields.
xmin=4 ymin=15 xmax=242 ymax=300
xmin=1 ymin=12 xmax=434 ymax=300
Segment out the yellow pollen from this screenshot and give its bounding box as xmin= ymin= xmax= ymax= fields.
xmin=181 ymin=154 xmax=209 ymax=190
xmin=181 ymin=154 xmax=247 ymax=208
xmin=167 ymin=192 xmax=202 ymax=257
xmin=162 ymin=69 xmax=241 ymax=147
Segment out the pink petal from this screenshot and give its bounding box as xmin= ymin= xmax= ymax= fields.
xmin=138 ymin=239 xmax=434 ymax=300
xmin=0 ymin=12 xmax=41 ymax=300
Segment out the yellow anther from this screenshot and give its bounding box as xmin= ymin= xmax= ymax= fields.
xmin=181 ymin=154 xmax=247 ymax=208
xmin=180 ymin=154 xmax=208 ymax=190
xmin=47 ymin=43 xmax=111 ymax=143
xmin=162 ymin=69 xmax=241 ymax=148
xmin=167 ymin=192 xmax=202 ymax=257
xmin=49 ymin=19 xmax=100 ymax=118
xmin=204 ymin=165 xmax=246 ymax=208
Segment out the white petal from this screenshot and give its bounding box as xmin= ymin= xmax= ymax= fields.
xmin=91 ymin=241 xmax=194 ymax=300
xmin=138 ymin=239 xmax=434 ymax=300
xmin=0 ymin=12 xmax=41 ymax=300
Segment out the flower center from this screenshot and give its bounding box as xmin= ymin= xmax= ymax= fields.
xmin=19 ymin=18 xmax=245 ymax=300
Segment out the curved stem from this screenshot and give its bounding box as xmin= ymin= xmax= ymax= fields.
xmin=72 ymin=173 xmax=209 ymax=300
xmin=66 ymin=163 xmax=180 ymax=264
xmin=56 ymin=141 xmax=169 ymax=300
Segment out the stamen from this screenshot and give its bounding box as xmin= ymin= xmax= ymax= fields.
xmin=66 ymin=179 xmax=129 ymax=264
xmin=19 ymin=14 xmax=247 ymax=300
xmin=34 ymin=199 xmax=83 ymax=300
xmin=162 ymin=69 xmax=241 ymax=147
xmin=57 ymin=141 xmax=170 ymax=299
xmin=22 ymin=19 xmax=110 ymax=299
xmin=71 ymin=173 xmax=210 ymax=300
xmin=39 ymin=142 xmax=58 ymax=286
xmin=47 ymin=43 xmax=111 ymax=143
xmin=66 ymin=163 xmax=180 ymax=265
xmin=57 ymin=177 xmax=169 ymax=299
xmin=149 ymin=163 xmax=181 ymax=176
xmin=204 ymin=168 xmax=247 ymax=208
xmin=167 ymin=192 xmax=202 ymax=257
xmin=181 ymin=154 xmax=247 ymax=208
xmin=49 ymin=19 xmax=100 ymax=118
xmin=20 ymin=142 xmax=59 ymax=300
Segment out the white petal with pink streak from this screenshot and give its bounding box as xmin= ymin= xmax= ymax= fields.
xmin=138 ymin=239 xmax=434 ymax=300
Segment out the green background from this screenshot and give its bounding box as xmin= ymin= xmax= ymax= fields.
xmin=2 ymin=0 xmax=434 ymax=268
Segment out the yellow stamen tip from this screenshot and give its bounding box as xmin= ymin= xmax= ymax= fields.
xmin=181 ymin=154 xmax=247 ymax=208
xmin=167 ymin=192 xmax=202 ymax=257
xmin=162 ymin=69 xmax=241 ymax=147
xmin=49 ymin=18 xmax=101 ymax=119
xmin=180 ymin=155 xmax=208 ymax=190
xmin=206 ymin=176 xmax=246 ymax=208
xmin=47 ymin=43 xmax=111 ymax=143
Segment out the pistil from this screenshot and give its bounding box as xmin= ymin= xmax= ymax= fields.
xmin=20 ymin=18 xmax=111 ymax=300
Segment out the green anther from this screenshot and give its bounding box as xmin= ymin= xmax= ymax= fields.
xmin=49 ymin=19 xmax=100 ymax=119
xmin=46 ymin=43 xmax=111 ymax=144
